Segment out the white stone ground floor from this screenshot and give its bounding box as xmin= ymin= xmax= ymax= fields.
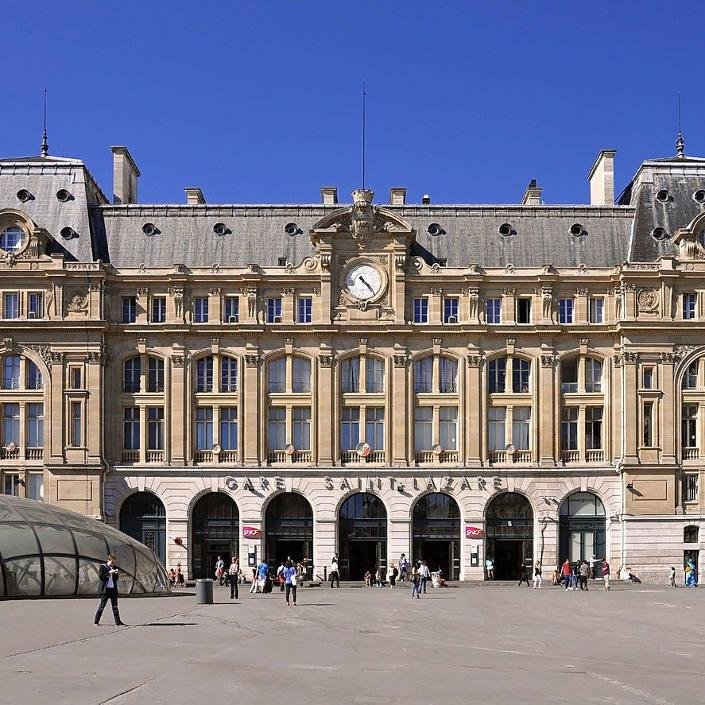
xmin=104 ymin=467 xmax=703 ymax=583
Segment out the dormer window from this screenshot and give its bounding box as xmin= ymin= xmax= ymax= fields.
xmin=0 ymin=226 xmax=23 ymax=252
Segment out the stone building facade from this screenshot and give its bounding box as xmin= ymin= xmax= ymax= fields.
xmin=1 ymin=143 xmax=704 ymax=582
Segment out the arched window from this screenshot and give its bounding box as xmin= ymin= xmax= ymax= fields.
xmin=439 ymin=357 xmax=457 ymax=393
xmin=561 ymin=358 xmax=578 ymax=393
xmin=292 ymin=357 xmax=311 ymax=393
xmin=0 ymin=226 xmax=23 ymax=252
xmin=512 ymin=359 xmax=530 ymax=393
xmin=366 ymin=358 xmax=384 ymax=393
xmin=220 ymin=355 xmax=238 ymax=393
xmin=683 ymin=360 xmax=699 ymax=390
xmin=684 ymin=525 xmax=699 ymax=543
xmin=196 ymin=356 xmax=213 ymax=392
xmin=341 ymin=357 xmax=360 ymax=393
xmin=585 ymin=358 xmax=602 ymax=393
xmin=2 ymin=355 xmax=20 ymax=390
xmin=488 ymin=358 xmax=506 ymax=393
xmin=268 ymin=358 xmax=286 ymax=394
xmin=123 ymin=357 xmax=141 ymax=393
xmin=415 ymin=358 xmax=433 ymax=393
xmin=147 ymin=357 xmax=164 ymax=393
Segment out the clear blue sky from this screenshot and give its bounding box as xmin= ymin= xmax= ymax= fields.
xmin=2 ymin=1 xmax=703 ymax=205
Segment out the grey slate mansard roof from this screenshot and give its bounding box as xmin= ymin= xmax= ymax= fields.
xmin=4 ymin=152 xmax=705 ymax=268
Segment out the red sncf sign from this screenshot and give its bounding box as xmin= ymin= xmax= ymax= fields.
xmin=465 ymin=526 xmax=486 ymax=539
xmin=242 ymin=526 xmax=262 ymax=539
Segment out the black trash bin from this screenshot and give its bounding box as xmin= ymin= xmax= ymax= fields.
xmin=196 ymin=578 xmax=214 ymax=604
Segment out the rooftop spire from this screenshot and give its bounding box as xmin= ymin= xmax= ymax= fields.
xmin=675 ymin=91 xmax=685 ymax=158
xmin=361 ymin=79 xmax=367 ymax=189
xmin=40 ymin=89 xmax=49 ymax=157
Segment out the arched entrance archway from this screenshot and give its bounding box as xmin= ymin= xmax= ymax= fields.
xmin=339 ymin=493 xmax=387 ymax=580
xmin=264 ymin=493 xmax=313 ymax=570
xmin=559 ymin=492 xmax=606 ymax=567
xmin=412 ymin=493 xmax=460 ymax=580
xmin=119 ymin=492 xmax=166 ymax=563
xmin=191 ymin=493 xmax=238 ymax=579
xmin=486 ymin=492 xmax=533 ymax=580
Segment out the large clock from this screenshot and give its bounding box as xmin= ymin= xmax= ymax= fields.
xmin=343 ymin=261 xmax=386 ymax=302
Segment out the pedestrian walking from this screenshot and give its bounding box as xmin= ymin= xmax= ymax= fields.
xmin=579 ymin=560 xmax=590 ymax=591
xmin=561 ymin=559 xmax=572 ymax=590
xmin=419 ymin=560 xmax=431 ymax=593
xmin=601 ymin=558 xmax=610 ymax=591
xmin=533 ymin=560 xmax=543 ymax=589
xmin=329 ymin=556 xmax=340 ymax=588
xmin=214 ymin=555 xmax=225 ymax=586
xmin=399 ymin=554 xmax=409 ymax=582
xmin=668 ymin=566 xmax=676 ymax=588
xmin=364 ymin=569 xmax=372 ymax=587
xmin=485 ymin=557 xmax=494 ymax=581
xmin=276 ymin=561 xmax=286 ymax=591
xmin=283 ymin=559 xmax=297 ymax=606
xmin=518 ymin=561 xmax=530 ymax=587
xmin=249 ymin=567 xmax=258 ymax=593
xmin=256 ymin=559 xmax=269 ymax=593
xmin=228 ymin=556 xmax=239 ymax=600
xmin=410 ymin=562 xmax=421 ymax=599
xmin=388 ymin=563 xmax=398 ymax=589
xmin=94 ymin=554 xmax=125 ymax=626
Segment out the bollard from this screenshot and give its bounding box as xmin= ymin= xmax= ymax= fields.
xmin=195 ymin=578 xmax=214 ymax=604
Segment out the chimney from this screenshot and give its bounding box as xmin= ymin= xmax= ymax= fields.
xmin=110 ymin=146 xmax=140 ymax=204
xmin=521 ymin=178 xmax=543 ymax=205
xmin=588 ymin=150 xmax=616 ymax=206
xmin=389 ymin=187 xmax=407 ymax=205
xmin=184 ymin=187 xmax=206 ymax=205
xmin=421 ymin=194 xmax=431 ymax=205
xmin=321 ymin=186 xmax=338 ymax=205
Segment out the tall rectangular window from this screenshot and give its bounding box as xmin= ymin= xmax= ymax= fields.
xmin=512 ymin=407 xmax=531 ymax=450
xmin=365 ymin=407 xmax=385 ymax=450
xmin=414 ymin=407 xmax=433 ymax=451
xmin=683 ymin=293 xmax=697 ymax=320
xmin=225 ymin=297 xmax=239 ymax=323
xmin=292 ymin=407 xmax=311 ymax=450
xmin=413 ymin=298 xmax=429 ymax=324
xmin=196 ymin=357 xmax=213 ymax=393
xmin=488 ymin=407 xmax=506 ymax=451
xmin=147 ymin=407 xmax=164 ymax=450
xmin=220 ymin=356 xmax=238 ymax=393
xmin=684 ymin=474 xmax=699 ymax=503
xmin=70 ymin=367 xmax=82 ymax=390
xmin=123 ymin=358 xmax=141 ymax=393
xmin=292 ymin=357 xmax=311 ymax=394
xmin=2 ymin=355 xmax=20 ymax=390
xmin=3 ymin=473 xmax=19 ymax=496
xmin=3 ymin=293 xmax=19 ymax=319
xmin=365 ymin=358 xmax=385 ymax=393
xmin=220 ymin=407 xmax=238 ymax=450
xmin=2 ymin=403 xmax=19 ymax=446
xmin=26 ymin=403 xmax=44 ymax=448
xmin=516 ymin=298 xmax=532 ymax=324
xmin=512 ymin=359 xmax=531 ymax=393
xmin=123 ymin=407 xmax=140 ymax=450
xmin=268 ymin=358 xmax=286 ymax=394
xmin=267 ymin=407 xmax=286 ymax=451
xmin=28 ymin=292 xmax=44 ymax=319
xmin=151 ymin=297 xmax=166 ymax=323
xmin=341 ymin=358 xmax=360 ymax=393
xmin=682 ymin=404 xmax=698 ymax=449
xmin=683 ymin=361 xmax=698 ymax=390
xmin=341 ymin=407 xmax=360 ymax=450
xmin=415 ymin=358 xmax=433 ymax=393
xmin=148 ymin=358 xmax=164 ymax=393
xmin=70 ymin=402 xmax=82 ymax=447
xmin=585 ymin=359 xmax=602 ymax=393
xmin=267 ymin=297 xmax=282 ymax=323
xmin=642 ymin=367 xmax=654 ymax=390
xmin=443 ymin=297 xmax=459 ymax=323
xmin=297 ymin=297 xmax=312 ymax=324
xmin=485 ymin=298 xmax=501 ymax=324
xmin=488 ymin=358 xmax=506 ymax=394
xmin=194 ymin=297 xmax=209 ymax=323
xmin=585 ymin=407 xmax=603 ymax=449
xmin=589 ymin=297 xmax=604 ymax=323
xmin=195 ymin=407 xmax=213 ymax=450
xmin=559 ymin=298 xmax=574 ymax=324
xmin=439 ymin=407 xmax=457 ymax=450
xmin=561 ymin=407 xmax=578 ymax=451
xmin=643 ymin=402 xmax=654 ymax=447
xmin=28 ymin=473 xmax=44 ymax=501
xmin=122 ymin=296 xmax=137 ymax=323
xmin=440 ymin=358 xmax=458 ymax=393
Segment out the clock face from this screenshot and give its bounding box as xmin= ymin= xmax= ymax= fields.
xmin=344 ymin=263 xmax=383 ymax=301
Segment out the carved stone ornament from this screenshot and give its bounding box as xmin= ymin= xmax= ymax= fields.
xmin=2 ymin=336 xmax=14 ymax=351
xmin=540 ymin=354 xmax=557 ymax=368
xmin=623 ymin=351 xmax=639 ymax=364
xmin=66 ymin=291 xmax=88 ymax=316
xmin=86 ymin=351 xmax=103 ymax=365
xmin=27 ymin=344 xmax=50 ymax=365
xmin=350 ymin=189 xmax=376 ymax=249
xmin=393 ymin=354 xmax=410 ymax=368
xmin=504 ymin=263 xmax=515 ymax=274
xmin=503 ymin=288 xmax=516 ymax=296
xmin=136 ymin=287 xmax=149 ymax=298
xmin=578 ymin=263 xmax=588 ymax=274
xmin=281 ymin=288 xmax=295 ymax=297
xmin=303 ymin=257 xmax=317 ymax=272
xmin=430 ymin=288 xmax=443 ymax=296
xmin=171 ymin=355 xmax=186 ymax=368
xmin=209 ymin=288 xmax=221 ymax=296
xmin=48 ymin=350 xmax=63 ymax=365
xmin=395 ymin=254 xmax=406 ymax=271
xmin=245 ymin=354 xmax=261 ymax=368
xmin=673 ymin=344 xmax=697 ymax=360
xmin=319 ymin=354 xmax=335 ymax=368
xmin=575 ymin=288 xmax=589 ymax=296
xmin=211 ymin=263 xmax=221 ymax=273
xmin=637 ymin=288 xmax=659 ymax=313
xmin=466 ymin=354 xmax=483 ymax=368
xmin=613 ymin=354 xmax=623 ymax=368
xmin=320 ymin=254 xmax=331 ymax=271
xmin=659 ymin=352 xmax=679 ymax=364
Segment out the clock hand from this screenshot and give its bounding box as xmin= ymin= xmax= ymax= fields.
xmin=358 ymin=275 xmax=375 ymax=293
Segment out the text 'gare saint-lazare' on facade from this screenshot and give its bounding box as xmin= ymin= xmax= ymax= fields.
xmin=2 ymin=131 xmax=705 ymax=583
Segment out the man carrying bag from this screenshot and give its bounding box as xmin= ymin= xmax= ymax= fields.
xmin=94 ymin=554 xmax=125 ymax=626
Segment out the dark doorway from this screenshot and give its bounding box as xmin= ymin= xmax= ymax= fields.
xmin=339 ymin=493 xmax=387 ymax=580
xmin=119 ymin=492 xmax=167 ymax=563
xmin=191 ymin=493 xmax=238 ymax=579
xmin=559 ymin=492 xmax=606 ymax=566
xmin=264 ymin=493 xmax=313 ymax=570
xmin=486 ymin=492 xmax=533 ymax=580
xmin=412 ymin=493 xmax=460 ymax=580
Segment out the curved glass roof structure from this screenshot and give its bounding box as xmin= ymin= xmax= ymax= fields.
xmin=0 ymin=496 xmax=170 ymax=598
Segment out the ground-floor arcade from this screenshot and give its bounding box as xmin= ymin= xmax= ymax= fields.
xmin=105 ymin=467 xmax=702 ymax=583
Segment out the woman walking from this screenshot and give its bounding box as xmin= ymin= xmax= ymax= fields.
xmin=410 ymin=562 xmax=421 ymax=599
xmin=283 ymin=559 xmax=298 ymax=606
xmin=533 ymin=560 xmax=543 ymax=589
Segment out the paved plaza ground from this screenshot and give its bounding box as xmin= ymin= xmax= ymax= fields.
xmin=1 ymin=581 xmax=703 ymax=705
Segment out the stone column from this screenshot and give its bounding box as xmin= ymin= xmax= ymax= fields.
xmin=660 ymin=352 xmax=677 ymax=464
xmin=169 ymin=352 xmax=187 ymax=466
xmin=392 ymin=353 xmax=409 ymax=466
xmin=243 ymin=353 xmax=261 ymax=466
xmin=48 ymin=351 xmax=65 ymax=463
xmin=465 ymin=354 xmax=482 ymax=466
xmin=622 ymin=353 xmax=639 ymax=464
xmin=539 ymin=353 xmax=557 ymax=466
xmin=317 ymin=355 xmax=335 ymax=465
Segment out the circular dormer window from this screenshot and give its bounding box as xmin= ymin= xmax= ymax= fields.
xmin=498 ymin=223 xmax=514 ymax=237
xmin=693 ymin=190 xmax=705 ymax=204
xmin=0 ymin=226 xmax=24 ymax=252
xmin=56 ymin=189 xmax=72 ymax=203
xmin=142 ymin=223 xmax=158 ymax=236
xmin=570 ymin=223 xmax=585 ymax=237
xmin=651 ymin=227 xmax=670 ymax=241
xmin=655 ymin=189 xmax=670 ymax=203
xmin=16 ymin=189 xmax=33 ymax=203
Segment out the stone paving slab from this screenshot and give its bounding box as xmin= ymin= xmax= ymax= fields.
xmin=0 ymin=583 xmax=703 ymax=705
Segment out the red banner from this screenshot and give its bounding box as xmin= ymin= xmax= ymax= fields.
xmin=465 ymin=526 xmax=485 ymax=539
xmin=242 ymin=526 xmax=262 ymax=539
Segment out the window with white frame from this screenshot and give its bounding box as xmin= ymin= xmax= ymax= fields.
xmin=28 ymin=292 xmax=44 ymax=319
xmin=224 ymin=297 xmax=239 ymax=323
xmin=28 ymin=473 xmax=44 ymax=500
xmin=268 ymin=358 xmax=286 ymax=394
xmin=512 ymin=359 xmax=531 ymax=393
xmin=485 ymin=298 xmax=501 ymax=324
xmin=151 ymin=296 xmax=166 ymax=323
xmin=341 ymin=407 xmax=360 ymax=450
xmin=148 ymin=357 xmax=164 ymax=393
xmin=123 ymin=407 xmax=140 ymax=450
xmin=2 ymin=355 xmax=20 ymax=390
xmin=220 ymin=356 xmax=238 ymax=393
xmin=443 ymin=297 xmax=459 ymax=323
xmin=196 ymin=357 xmax=213 ymax=393
xmin=512 ymin=407 xmax=531 ymax=450
xmin=297 ymin=297 xmax=312 ymax=324
xmin=341 ymin=358 xmax=360 ymax=393
xmin=147 ymin=407 xmax=164 ymax=450
xmin=193 ymin=297 xmax=209 ymax=323
xmin=365 ymin=407 xmax=384 ymax=450
xmin=414 ymin=407 xmax=433 ymax=451
xmin=267 ymin=297 xmax=282 ymax=323
xmin=70 ymin=402 xmax=82 ymax=447
xmin=292 ymin=407 xmax=311 ymax=450
xmin=413 ymin=297 xmax=429 ymax=323
xmin=195 ymin=407 xmax=213 ymax=450
xmin=488 ymin=408 xmax=506 ymax=451
xmin=292 ymin=357 xmax=311 ymax=393
xmin=516 ymin=298 xmax=532 ymax=324
xmin=558 ymin=298 xmax=574 ymax=324
xmin=561 ymin=407 xmax=578 ymax=451
xmin=414 ymin=358 xmax=433 ymax=393
xmin=122 ymin=296 xmax=137 ymax=323
xmin=267 ymin=407 xmax=286 ymax=450
xmin=3 ymin=472 xmax=19 ymax=496
xmin=589 ymin=297 xmax=604 ymax=323
xmin=3 ymin=292 xmax=19 ymax=319
xmin=439 ymin=407 xmax=457 ymax=450
xmin=2 ymin=403 xmax=19 ymax=446
xmin=220 ymin=407 xmax=238 ymax=450
xmin=585 ymin=358 xmax=602 ymax=393
xmin=683 ymin=293 xmax=697 ymax=320
xmin=440 ymin=357 xmax=458 ymax=393
xmin=585 ymin=407 xmax=603 ymax=449
xmin=365 ymin=358 xmax=384 ymax=393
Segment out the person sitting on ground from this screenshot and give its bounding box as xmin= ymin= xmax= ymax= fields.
xmin=175 ymin=563 xmax=185 ymax=586
xmin=169 ymin=568 xmax=176 ymax=586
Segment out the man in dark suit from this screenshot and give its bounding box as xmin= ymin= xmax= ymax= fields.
xmin=94 ymin=554 xmax=125 ymax=626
